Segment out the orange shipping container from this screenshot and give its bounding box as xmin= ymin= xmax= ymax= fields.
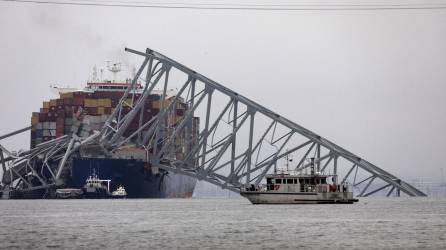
xmin=84 ymin=99 xmax=98 ymax=107
xmin=43 ymin=101 xmax=50 ymax=109
xmin=50 ymin=99 xmax=57 ymax=107
xmin=97 ymin=99 xmax=105 ymax=107
xmin=103 ymin=99 xmax=112 ymax=108
xmin=60 ymin=92 xmax=74 ymax=99
xmin=97 ymin=98 xmax=112 ymax=107
xmin=152 ymin=100 xmax=161 ymax=109
xmin=31 ymin=116 xmax=39 ymax=125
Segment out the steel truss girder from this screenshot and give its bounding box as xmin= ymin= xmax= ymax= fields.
xmin=0 ymin=47 xmax=426 ymax=198
xmin=0 ymin=130 xmax=99 ymax=193
xmin=95 ymin=47 xmax=425 ymax=197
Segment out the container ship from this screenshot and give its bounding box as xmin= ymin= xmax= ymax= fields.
xmin=26 ymin=63 xmax=198 ymax=198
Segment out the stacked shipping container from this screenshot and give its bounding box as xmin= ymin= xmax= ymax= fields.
xmin=30 ymin=90 xmax=190 ymax=149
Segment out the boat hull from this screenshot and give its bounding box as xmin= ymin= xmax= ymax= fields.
xmin=111 ymin=195 xmax=127 ymax=199
xmin=240 ymin=191 xmax=358 ymax=204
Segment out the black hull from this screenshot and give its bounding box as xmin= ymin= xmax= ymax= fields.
xmin=69 ymin=158 xmax=196 ymax=198
xmin=2 ymin=158 xmax=197 ymax=199
xmin=82 ymin=187 xmax=109 ymax=199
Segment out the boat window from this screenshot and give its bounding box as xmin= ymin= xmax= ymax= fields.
xmin=305 ymin=179 xmax=310 ymax=184
xmin=321 ymin=178 xmax=327 ymax=184
xmin=267 ymin=178 xmax=272 ymax=184
xmin=294 ymin=179 xmax=298 ymax=184
xmin=287 ymin=179 xmax=293 ymax=184
xmin=276 ymin=179 xmax=282 ymax=184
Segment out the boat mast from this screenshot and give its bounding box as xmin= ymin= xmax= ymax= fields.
xmin=310 ymin=157 xmax=315 ymax=175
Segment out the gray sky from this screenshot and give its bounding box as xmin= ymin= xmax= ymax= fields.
xmin=0 ymin=1 xmax=445 ymax=182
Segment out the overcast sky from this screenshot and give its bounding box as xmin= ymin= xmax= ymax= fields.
xmin=0 ymin=1 xmax=445 ymax=182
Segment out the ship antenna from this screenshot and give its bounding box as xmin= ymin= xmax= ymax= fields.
xmin=285 ymin=152 xmax=293 ymax=173
xmin=272 ymin=144 xmax=279 ymax=174
xmin=285 ymin=152 xmax=288 ymax=172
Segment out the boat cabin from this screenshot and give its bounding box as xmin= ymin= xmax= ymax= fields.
xmin=264 ymin=174 xmax=347 ymax=193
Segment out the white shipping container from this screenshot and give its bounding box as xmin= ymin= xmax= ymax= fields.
xmin=43 ymin=130 xmax=50 ymax=137
xmin=43 ymin=121 xmax=50 ymax=129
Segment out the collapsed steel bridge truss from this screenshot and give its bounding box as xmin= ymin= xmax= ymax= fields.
xmin=0 ymin=48 xmax=426 ymax=197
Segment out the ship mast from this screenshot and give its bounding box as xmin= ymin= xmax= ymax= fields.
xmin=106 ymin=61 xmax=122 ymax=83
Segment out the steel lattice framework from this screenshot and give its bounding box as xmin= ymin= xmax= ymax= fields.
xmin=0 ymin=48 xmax=426 ymax=198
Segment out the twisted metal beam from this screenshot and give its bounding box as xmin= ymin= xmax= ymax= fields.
xmin=0 ymin=47 xmax=426 ymax=198
xmin=98 ymin=47 xmax=426 ymax=197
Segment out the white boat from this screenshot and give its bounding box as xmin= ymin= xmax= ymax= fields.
xmin=240 ymin=159 xmax=359 ymax=204
xmin=82 ymin=173 xmax=111 ymax=198
xmin=111 ymin=185 xmax=127 ymax=198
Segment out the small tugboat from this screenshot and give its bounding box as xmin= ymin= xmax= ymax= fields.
xmin=241 ymin=158 xmax=359 ymax=204
xmin=111 ymin=185 xmax=127 ymax=199
xmin=82 ymin=173 xmax=111 ymax=198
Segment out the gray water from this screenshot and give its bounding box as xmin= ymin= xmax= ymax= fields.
xmin=0 ymin=198 xmax=445 ymax=249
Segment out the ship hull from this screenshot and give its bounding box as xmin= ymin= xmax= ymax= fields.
xmin=69 ymin=158 xmax=196 ymax=198
xmin=240 ymin=191 xmax=358 ymax=204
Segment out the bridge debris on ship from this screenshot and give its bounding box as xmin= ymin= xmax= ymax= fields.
xmin=0 ymin=48 xmax=426 ymax=200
